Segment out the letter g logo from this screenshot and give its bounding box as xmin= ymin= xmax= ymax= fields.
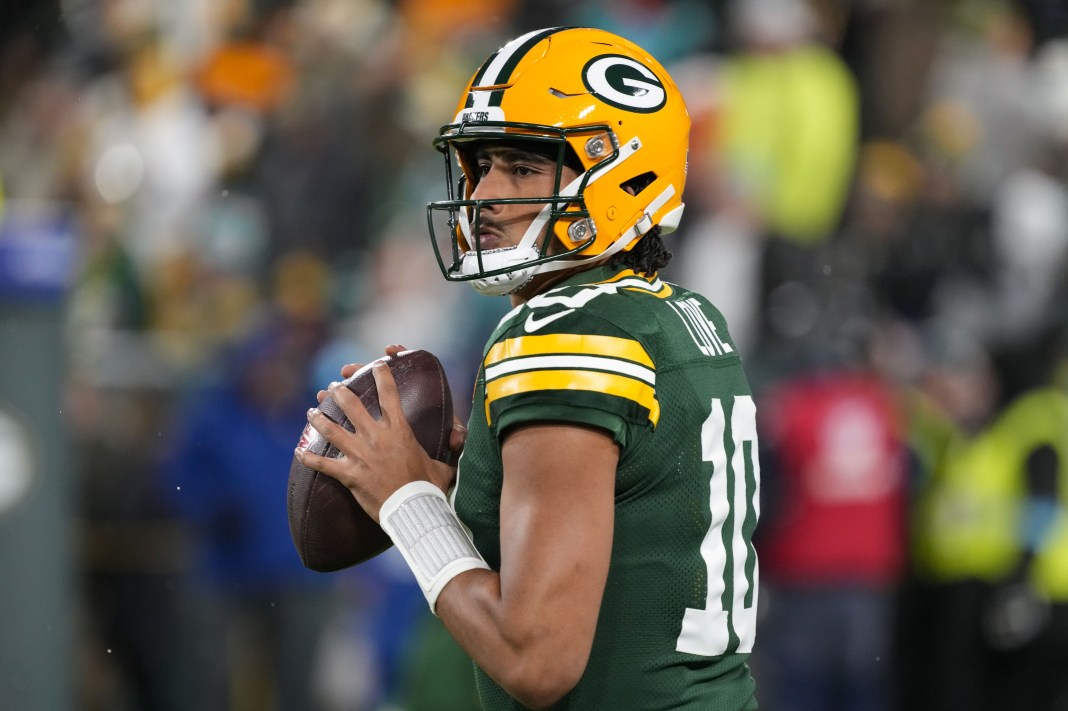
xmin=582 ymin=55 xmax=667 ymax=113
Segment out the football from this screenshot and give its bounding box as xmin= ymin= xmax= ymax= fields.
xmin=287 ymin=349 xmax=454 ymax=572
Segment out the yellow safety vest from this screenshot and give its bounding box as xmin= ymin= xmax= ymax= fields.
xmin=915 ymin=388 xmax=1068 ymax=600
xmin=719 ymin=45 xmax=859 ymax=244
xmin=1008 ymin=389 xmax=1068 ymax=599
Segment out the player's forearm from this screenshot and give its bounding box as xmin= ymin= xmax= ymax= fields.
xmin=373 ymin=480 xmax=593 ymax=706
xmin=436 ymin=568 xmax=589 ymax=709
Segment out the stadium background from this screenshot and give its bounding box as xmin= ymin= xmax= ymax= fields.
xmin=1 ymin=0 xmax=1068 ymax=709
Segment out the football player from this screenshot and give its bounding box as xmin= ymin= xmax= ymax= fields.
xmin=300 ymin=27 xmax=762 ymax=710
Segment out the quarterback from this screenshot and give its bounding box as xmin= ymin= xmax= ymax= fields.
xmin=300 ymin=27 xmax=761 ymax=710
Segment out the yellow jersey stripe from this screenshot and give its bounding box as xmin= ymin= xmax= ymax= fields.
xmin=485 ymin=368 xmax=661 ymax=426
xmin=486 ymin=333 xmax=653 ymax=369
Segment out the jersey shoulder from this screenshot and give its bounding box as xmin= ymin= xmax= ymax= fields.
xmin=494 ymin=268 xmax=740 ymax=363
xmin=480 ymin=269 xmax=743 ymax=440
xmin=480 ymin=270 xmax=659 ymax=440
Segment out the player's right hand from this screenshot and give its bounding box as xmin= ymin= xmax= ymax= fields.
xmin=315 ymin=345 xmax=467 ymax=463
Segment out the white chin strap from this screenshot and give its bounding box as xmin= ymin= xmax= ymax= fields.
xmin=457 ymin=136 xmax=656 ymax=296
xmin=457 ymin=170 xmax=582 ymax=296
xmin=459 ymin=244 xmax=542 ymax=296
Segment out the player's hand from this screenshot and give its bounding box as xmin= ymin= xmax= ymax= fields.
xmin=300 ymin=355 xmax=455 ymax=521
xmin=315 ymin=344 xmax=466 ymax=461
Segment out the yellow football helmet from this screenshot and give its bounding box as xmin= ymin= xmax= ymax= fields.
xmin=426 ymin=27 xmax=690 ymax=295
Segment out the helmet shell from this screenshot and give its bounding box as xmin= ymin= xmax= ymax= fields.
xmin=430 ymin=27 xmax=690 ymax=289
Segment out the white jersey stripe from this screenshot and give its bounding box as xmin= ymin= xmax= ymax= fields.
xmin=485 ymin=354 xmax=656 ymax=386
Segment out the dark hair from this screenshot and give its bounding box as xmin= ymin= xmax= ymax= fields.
xmin=609 ymin=226 xmax=672 ymax=276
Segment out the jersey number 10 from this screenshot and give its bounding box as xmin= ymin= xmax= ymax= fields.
xmin=676 ymin=396 xmax=760 ymax=656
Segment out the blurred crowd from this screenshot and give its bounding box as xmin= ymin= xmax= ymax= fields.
xmin=2 ymin=0 xmax=1068 ymax=709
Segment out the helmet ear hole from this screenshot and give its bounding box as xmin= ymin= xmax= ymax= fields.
xmin=620 ymin=171 xmax=657 ymax=196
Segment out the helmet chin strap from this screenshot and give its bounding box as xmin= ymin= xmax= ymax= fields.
xmin=457 ymin=169 xmax=583 ymax=295
xmin=457 ymin=136 xmax=649 ymax=295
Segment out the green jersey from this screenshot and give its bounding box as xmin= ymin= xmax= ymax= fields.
xmin=454 ymin=265 xmax=760 ymax=710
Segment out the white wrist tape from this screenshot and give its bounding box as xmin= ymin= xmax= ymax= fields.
xmin=378 ymin=480 xmax=490 ymax=615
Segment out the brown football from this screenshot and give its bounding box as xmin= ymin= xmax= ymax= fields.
xmin=287 ymin=349 xmax=453 ymax=572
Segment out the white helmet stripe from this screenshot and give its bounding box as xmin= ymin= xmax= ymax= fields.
xmin=467 ymin=28 xmax=567 ymax=111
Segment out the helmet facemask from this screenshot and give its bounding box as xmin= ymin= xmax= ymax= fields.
xmin=427 ymin=124 xmax=618 ymax=295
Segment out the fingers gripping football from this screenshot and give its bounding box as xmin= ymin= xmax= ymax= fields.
xmin=287 ymin=348 xmax=455 ymax=572
xmin=300 ymin=363 xmax=445 ymax=522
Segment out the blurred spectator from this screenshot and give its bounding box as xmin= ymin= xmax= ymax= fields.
xmin=921 ymin=1 xmax=1042 ymax=206
xmin=0 ymin=64 xmax=83 ymax=204
xmin=670 ymin=0 xmax=860 ymax=357
xmin=195 ymin=29 xmax=295 ymax=115
xmin=716 ymin=0 xmax=859 ymax=247
xmin=163 ymin=313 xmax=337 ymax=711
xmin=895 ymin=325 xmax=1001 ymax=711
xmin=837 ymin=137 xmax=979 ymax=327
xmin=753 ymin=341 xmax=908 ymax=711
xmin=79 ymin=35 xmax=221 ymax=276
xmin=979 ymin=383 xmax=1068 ymax=710
xmin=902 ymin=328 xmax=1068 ymax=711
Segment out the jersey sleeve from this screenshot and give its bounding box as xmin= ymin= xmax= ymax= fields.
xmin=481 ymin=306 xmax=659 ymax=447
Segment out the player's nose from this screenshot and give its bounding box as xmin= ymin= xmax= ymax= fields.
xmin=470 ymin=168 xmax=505 ymax=203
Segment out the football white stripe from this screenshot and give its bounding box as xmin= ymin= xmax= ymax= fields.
xmin=485 ymin=354 xmax=656 ymax=385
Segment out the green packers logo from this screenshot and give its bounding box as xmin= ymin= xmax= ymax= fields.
xmin=582 ymin=54 xmax=666 ymax=113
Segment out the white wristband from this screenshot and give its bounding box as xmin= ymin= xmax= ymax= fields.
xmin=378 ymin=480 xmax=490 ymax=615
